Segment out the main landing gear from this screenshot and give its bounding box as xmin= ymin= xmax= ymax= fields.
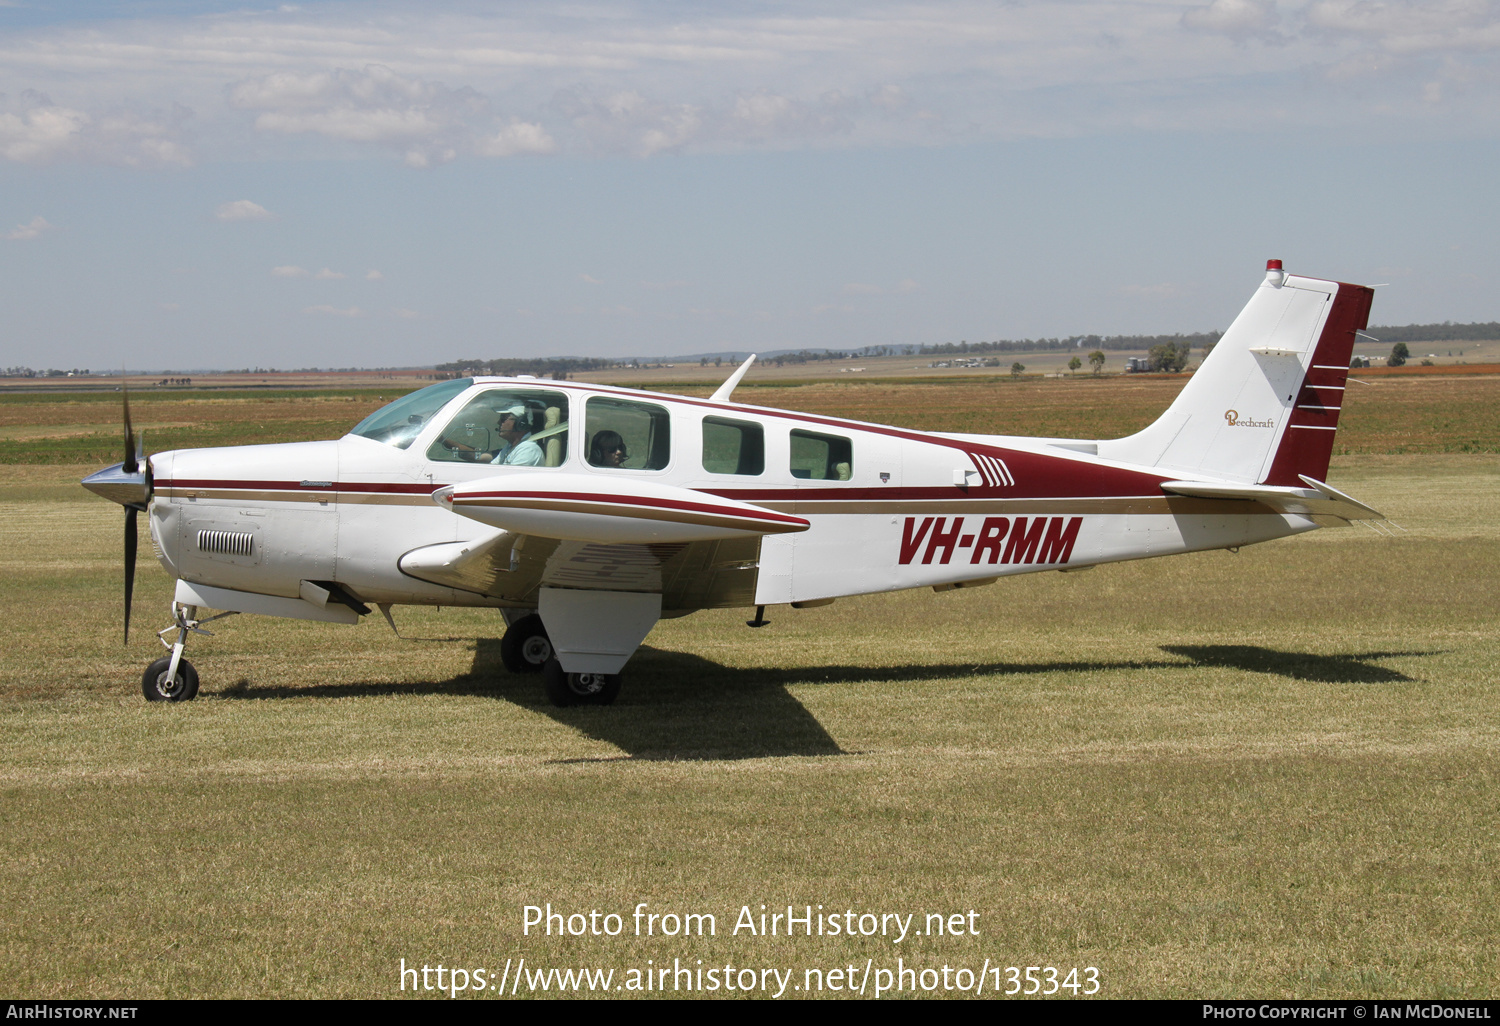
xmin=141 ymin=602 xmax=235 ymax=703
xmin=502 ymin=611 xmax=621 ymax=706
xmin=499 ymin=613 xmax=553 ymax=674
xmin=543 ymin=658 xmax=621 ymax=707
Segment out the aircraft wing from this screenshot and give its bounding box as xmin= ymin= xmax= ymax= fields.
xmin=433 ymin=472 xmax=809 ymax=543
xmin=400 ymin=473 xmax=796 ymax=609
xmin=400 ymin=531 xmax=764 ymax=611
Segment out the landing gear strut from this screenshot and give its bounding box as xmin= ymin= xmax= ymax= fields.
xmin=543 ymin=658 xmax=621 ymax=707
xmin=142 ymin=602 xmax=235 ymax=703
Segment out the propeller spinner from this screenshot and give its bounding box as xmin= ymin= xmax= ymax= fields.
xmin=81 ymin=388 xmax=151 ymax=643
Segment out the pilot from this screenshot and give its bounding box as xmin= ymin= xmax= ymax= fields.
xmin=492 ymin=405 xmax=543 ymax=466
xmin=588 ymin=430 xmax=628 ymax=468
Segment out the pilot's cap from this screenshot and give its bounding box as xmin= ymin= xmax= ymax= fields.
xmin=499 ymin=403 xmax=529 ymax=419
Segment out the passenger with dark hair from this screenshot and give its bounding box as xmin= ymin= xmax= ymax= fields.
xmin=589 ymin=429 xmax=628 ymax=468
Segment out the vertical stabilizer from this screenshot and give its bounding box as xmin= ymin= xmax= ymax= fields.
xmin=1096 ymin=261 xmax=1373 ymax=485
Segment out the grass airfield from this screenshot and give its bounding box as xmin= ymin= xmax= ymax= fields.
xmin=2 ymin=382 xmax=1498 ymax=998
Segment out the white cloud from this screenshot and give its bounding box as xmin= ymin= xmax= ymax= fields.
xmin=4 ymin=216 xmax=55 ymax=241
xmin=365 ymin=269 xmax=383 ymax=280
xmin=4 ymin=2 xmax=1500 ymax=164
xmin=0 ymin=94 xmax=191 ymax=165
xmin=475 ymin=120 xmax=555 ymax=157
xmin=254 ymin=107 xmax=445 ymax=144
xmin=579 ymin=273 xmax=602 ymax=284
xmin=215 ymin=199 xmax=274 ymax=221
xmin=271 ymin=265 xmax=308 ymax=277
xmin=303 ymin=305 xmax=363 ymax=317
xmin=1181 ymin=0 xmax=1284 ymax=41
xmin=0 ymin=105 xmax=88 ymax=162
xmin=389 ymin=307 xmax=419 ymax=319
xmin=314 ymin=267 xmax=346 ymax=279
xmin=1304 ymin=0 xmax=1500 ymax=52
xmin=551 ymin=88 xmax=706 ymax=156
xmin=228 ymin=64 xmax=536 ymax=166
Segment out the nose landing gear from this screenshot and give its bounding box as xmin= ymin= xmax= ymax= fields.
xmin=142 ymin=602 xmax=236 ymax=702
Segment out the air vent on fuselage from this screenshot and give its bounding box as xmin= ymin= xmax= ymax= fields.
xmin=197 ymin=529 xmax=254 ymax=557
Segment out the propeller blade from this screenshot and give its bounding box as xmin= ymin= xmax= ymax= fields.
xmin=122 ymin=385 xmax=137 ymax=475
xmin=124 ymin=507 xmax=137 ymax=645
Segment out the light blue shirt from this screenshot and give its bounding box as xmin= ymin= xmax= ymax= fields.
xmin=493 ymin=435 xmax=542 ymax=466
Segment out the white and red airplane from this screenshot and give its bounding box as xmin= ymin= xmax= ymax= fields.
xmin=84 ymin=260 xmax=1381 ymax=706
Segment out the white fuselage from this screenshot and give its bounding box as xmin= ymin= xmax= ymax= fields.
xmin=145 ymin=377 xmax=1314 ymax=616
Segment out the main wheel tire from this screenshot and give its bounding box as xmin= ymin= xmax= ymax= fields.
xmin=500 ymin=614 xmax=553 ymax=674
xmin=142 ymin=656 xmax=199 ymax=702
xmin=543 ymin=658 xmax=621 ymax=707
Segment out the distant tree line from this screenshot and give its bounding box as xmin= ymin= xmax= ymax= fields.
xmin=1367 ymin=322 xmax=1500 ymax=343
xmin=3 ymin=367 xmax=94 ymax=378
xmin=763 ymin=350 xmax=854 ymax=366
xmin=916 ymin=331 xmax=1223 ymax=356
xmin=435 ymin=357 xmax=625 ymax=380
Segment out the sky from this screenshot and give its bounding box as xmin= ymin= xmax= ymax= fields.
xmin=1 ymin=0 xmax=1498 ymax=371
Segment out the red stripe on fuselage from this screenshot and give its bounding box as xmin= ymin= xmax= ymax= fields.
xmin=164 ymin=478 xmax=436 ymax=495
xmin=455 ymin=490 xmax=808 ymax=526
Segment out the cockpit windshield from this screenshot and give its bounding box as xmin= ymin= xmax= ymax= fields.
xmin=347 ymin=378 xmax=473 ymax=449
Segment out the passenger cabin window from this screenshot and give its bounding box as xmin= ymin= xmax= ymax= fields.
xmin=348 ymin=377 xmax=473 ymax=449
xmin=585 ymin=397 xmax=670 ymax=470
xmin=701 ymin=416 xmax=764 ymax=476
xmin=790 ymin=429 xmax=853 ymax=480
xmin=426 ymin=388 xmax=570 ymax=467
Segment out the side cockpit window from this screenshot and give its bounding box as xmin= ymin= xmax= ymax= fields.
xmin=702 ymin=417 xmax=764 ymax=475
xmin=586 ymin=397 xmax=670 ymax=470
xmin=790 ymin=429 xmax=853 ymax=480
xmin=427 ymin=388 xmax=570 ymax=467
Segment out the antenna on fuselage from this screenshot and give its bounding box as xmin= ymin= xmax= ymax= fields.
xmin=710 ymin=354 xmax=757 ymax=402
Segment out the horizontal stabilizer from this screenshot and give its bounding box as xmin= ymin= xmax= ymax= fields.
xmin=1159 ymin=476 xmax=1383 ymax=524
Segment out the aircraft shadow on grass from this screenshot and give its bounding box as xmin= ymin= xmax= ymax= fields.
xmin=1160 ymin=645 xmax=1428 ymax=684
xmin=214 ymin=641 xmax=1434 ymax=761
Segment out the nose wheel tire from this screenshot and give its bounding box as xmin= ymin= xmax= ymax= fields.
xmin=500 ymin=614 xmax=553 ymax=674
xmin=543 ymin=658 xmax=621 ymax=707
xmin=142 ymin=656 xmax=199 ymax=702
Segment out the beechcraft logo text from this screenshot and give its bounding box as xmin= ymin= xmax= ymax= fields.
xmin=898 ymin=516 xmax=1082 ymax=566
xmin=1224 ymin=410 xmax=1275 ymax=428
